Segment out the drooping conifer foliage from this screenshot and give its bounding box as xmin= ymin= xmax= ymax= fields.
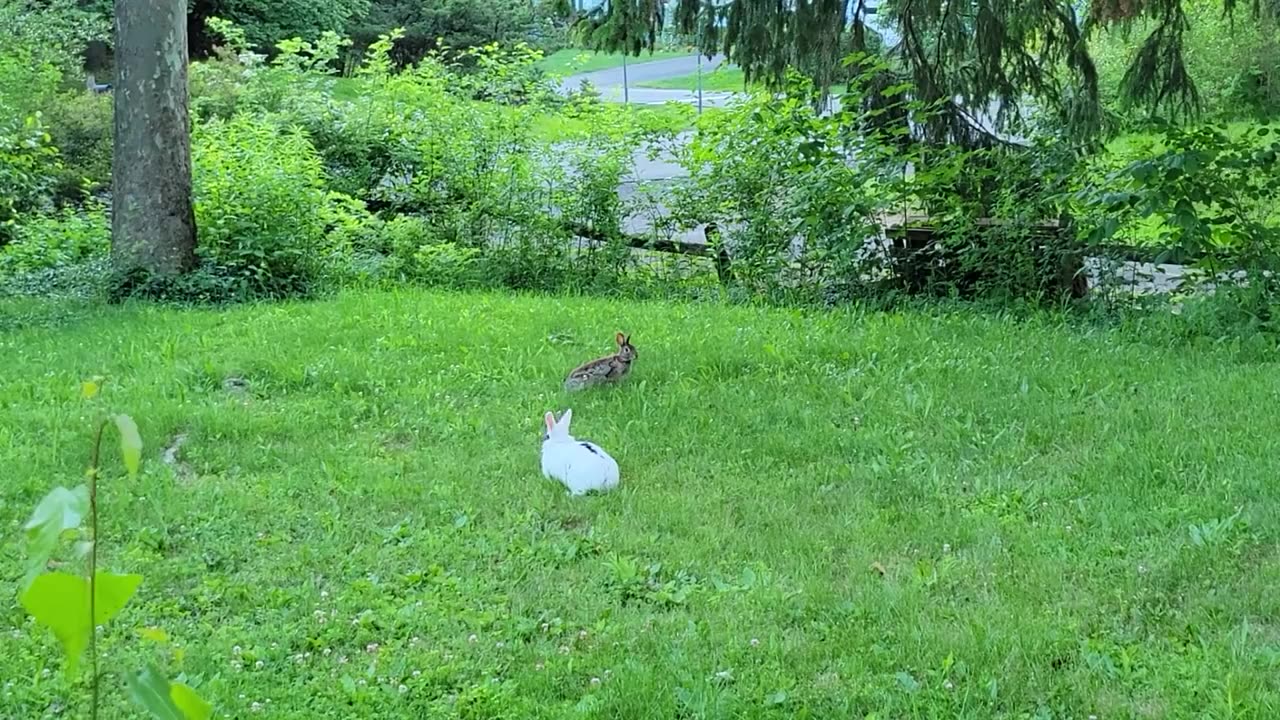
xmin=576 ymin=0 xmax=1277 ymax=144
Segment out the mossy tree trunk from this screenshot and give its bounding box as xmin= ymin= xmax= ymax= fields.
xmin=111 ymin=0 xmax=197 ymax=277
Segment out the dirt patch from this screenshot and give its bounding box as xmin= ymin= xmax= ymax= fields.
xmin=162 ymin=431 xmax=196 ymax=483
xmin=380 ymin=431 xmax=417 ymax=453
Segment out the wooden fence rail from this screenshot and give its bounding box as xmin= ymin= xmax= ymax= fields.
xmin=570 ymin=215 xmax=1192 ymax=298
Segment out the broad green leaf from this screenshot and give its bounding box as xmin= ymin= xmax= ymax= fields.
xmin=21 ymin=485 xmax=90 ymax=589
xmin=19 ymin=572 xmax=143 ymax=674
xmin=170 ymin=681 xmax=214 ymax=720
xmin=24 ymin=485 xmax=90 ymax=534
xmin=126 ymin=665 xmax=183 ymax=720
xmin=114 ymin=414 xmax=143 ymax=477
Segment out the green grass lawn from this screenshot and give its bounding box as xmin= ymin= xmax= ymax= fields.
xmin=638 ymin=66 xmax=750 ymax=92
xmin=328 ymin=76 xmax=703 ymax=142
xmin=636 ymin=66 xmax=848 ymax=97
xmin=536 ymin=48 xmax=693 ymax=76
xmin=1103 ymin=120 xmax=1256 ymax=156
xmin=4 ymin=290 xmax=1280 ymax=717
xmin=529 ymin=103 xmax=710 ymax=141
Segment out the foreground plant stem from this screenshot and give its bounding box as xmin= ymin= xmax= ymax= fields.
xmin=87 ymin=418 xmax=106 ymax=720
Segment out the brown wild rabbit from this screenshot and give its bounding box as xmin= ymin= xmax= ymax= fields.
xmin=564 ymin=333 xmax=637 ymax=391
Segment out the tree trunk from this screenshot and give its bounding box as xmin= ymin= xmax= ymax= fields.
xmin=112 ymin=0 xmax=197 ymax=277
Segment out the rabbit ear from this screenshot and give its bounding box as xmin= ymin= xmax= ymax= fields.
xmin=616 ymin=332 xmax=626 ymax=346
xmin=559 ymin=408 xmax=573 ymax=430
xmin=544 ymin=412 xmax=556 ymax=432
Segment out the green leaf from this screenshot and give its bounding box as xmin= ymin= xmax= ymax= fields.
xmin=22 ymin=485 xmax=90 ymax=589
xmin=24 ymin=485 xmax=90 ymax=535
xmin=114 ymin=414 xmax=143 ymax=477
xmin=19 ymin=571 xmax=143 ymax=674
xmin=126 ymin=665 xmax=183 ymax=720
xmin=170 ymin=681 xmax=214 ymax=720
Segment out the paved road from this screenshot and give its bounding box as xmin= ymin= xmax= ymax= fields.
xmin=559 ymin=54 xmax=740 ymax=108
xmin=557 ymin=55 xmax=711 ymax=182
xmin=559 ymin=54 xmax=726 ymax=92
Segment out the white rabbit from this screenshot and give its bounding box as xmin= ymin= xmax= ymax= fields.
xmin=540 ymin=409 xmax=620 ymax=496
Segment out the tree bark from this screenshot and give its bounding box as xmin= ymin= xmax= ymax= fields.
xmin=112 ymin=0 xmax=197 ymax=276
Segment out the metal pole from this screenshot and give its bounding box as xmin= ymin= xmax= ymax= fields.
xmin=697 ymin=52 xmax=703 ymax=114
xmin=622 ymin=53 xmax=629 ymax=104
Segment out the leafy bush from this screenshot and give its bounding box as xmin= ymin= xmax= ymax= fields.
xmin=348 ymin=0 xmax=560 ymax=66
xmin=297 ymin=29 xmax=633 ymax=262
xmin=447 ymin=41 xmax=557 ymax=106
xmin=1077 ymin=122 xmax=1280 ymax=324
xmin=0 ymin=202 xmax=108 ymax=275
xmin=899 ymin=134 xmax=1086 ymax=302
xmin=0 ymin=203 xmax=109 ymax=298
xmin=1079 ymin=123 xmax=1280 ymax=258
xmin=192 ymin=114 xmax=338 ymax=299
xmin=0 ymin=48 xmax=61 ymax=121
xmin=191 ymin=0 xmax=368 ymax=55
xmin=672 ymin=73 xmax=899 ymax=303
xmin=0 ymin=115 xmax=61 ymax=247
xmin=189 ymin=56 xmax=251 ymax=121
xmin=668 ymin=66 xmax=1093 ymax=305
xmin=0 ymin=0 xmax=109 ymax=82
xmin=2 ymin=19 xmax=682 ymax=303
xmin=43 ymin=91 xmax=114 ymax=201
xmin=0 ymin=5 xmax=114 ymax=206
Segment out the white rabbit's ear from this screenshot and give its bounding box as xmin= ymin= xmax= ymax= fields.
xmin=544 ymin=412 xmax=556 ymax=432
xmin=559 ymin=408 xmax=573 ymax=431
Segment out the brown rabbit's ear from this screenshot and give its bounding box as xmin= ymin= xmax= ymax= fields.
xmin=616 ymin=331 xmax=626 ymax=346
xmin=544 ymin=412 xmax=556 ymax=431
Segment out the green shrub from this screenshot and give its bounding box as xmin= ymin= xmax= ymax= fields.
xmin=194 ymin=0 xmax=367 ymax=55
xmin=192 ymin=114 xmax=336 ymax=299
xmin=190 ymin=23 xmax=638 ymax=271
xmin=3 ymin=24 xmax=681 ymax=303
xmin=1077 ymin=122 xmax=1280 ymax=324
xmin=43 ymin=91 xmax=114 ymax=201
xmin=899 ymin=134 xmax=1085 ymax=303
xmin=0 ymin=115 xmax=61 ymax=247
xmin=0 ymin=201 xmax=109 ymax=274
xmin=189 ymin=56 xmax=249 ymax=121
xmin=0 ymin=0 xmax=109 ymax=98
xmin=347 ymin=0 xmax=553 ymax=67
xmin=673 ymin=73 xmax=897 ymax=303
xmin=0 ymin=202 xmax=109 ymax=297
xmin=0 ymin=49 xmax=61 ymax=121
xmin=447 ymin=41 xmax=557 ymax=106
